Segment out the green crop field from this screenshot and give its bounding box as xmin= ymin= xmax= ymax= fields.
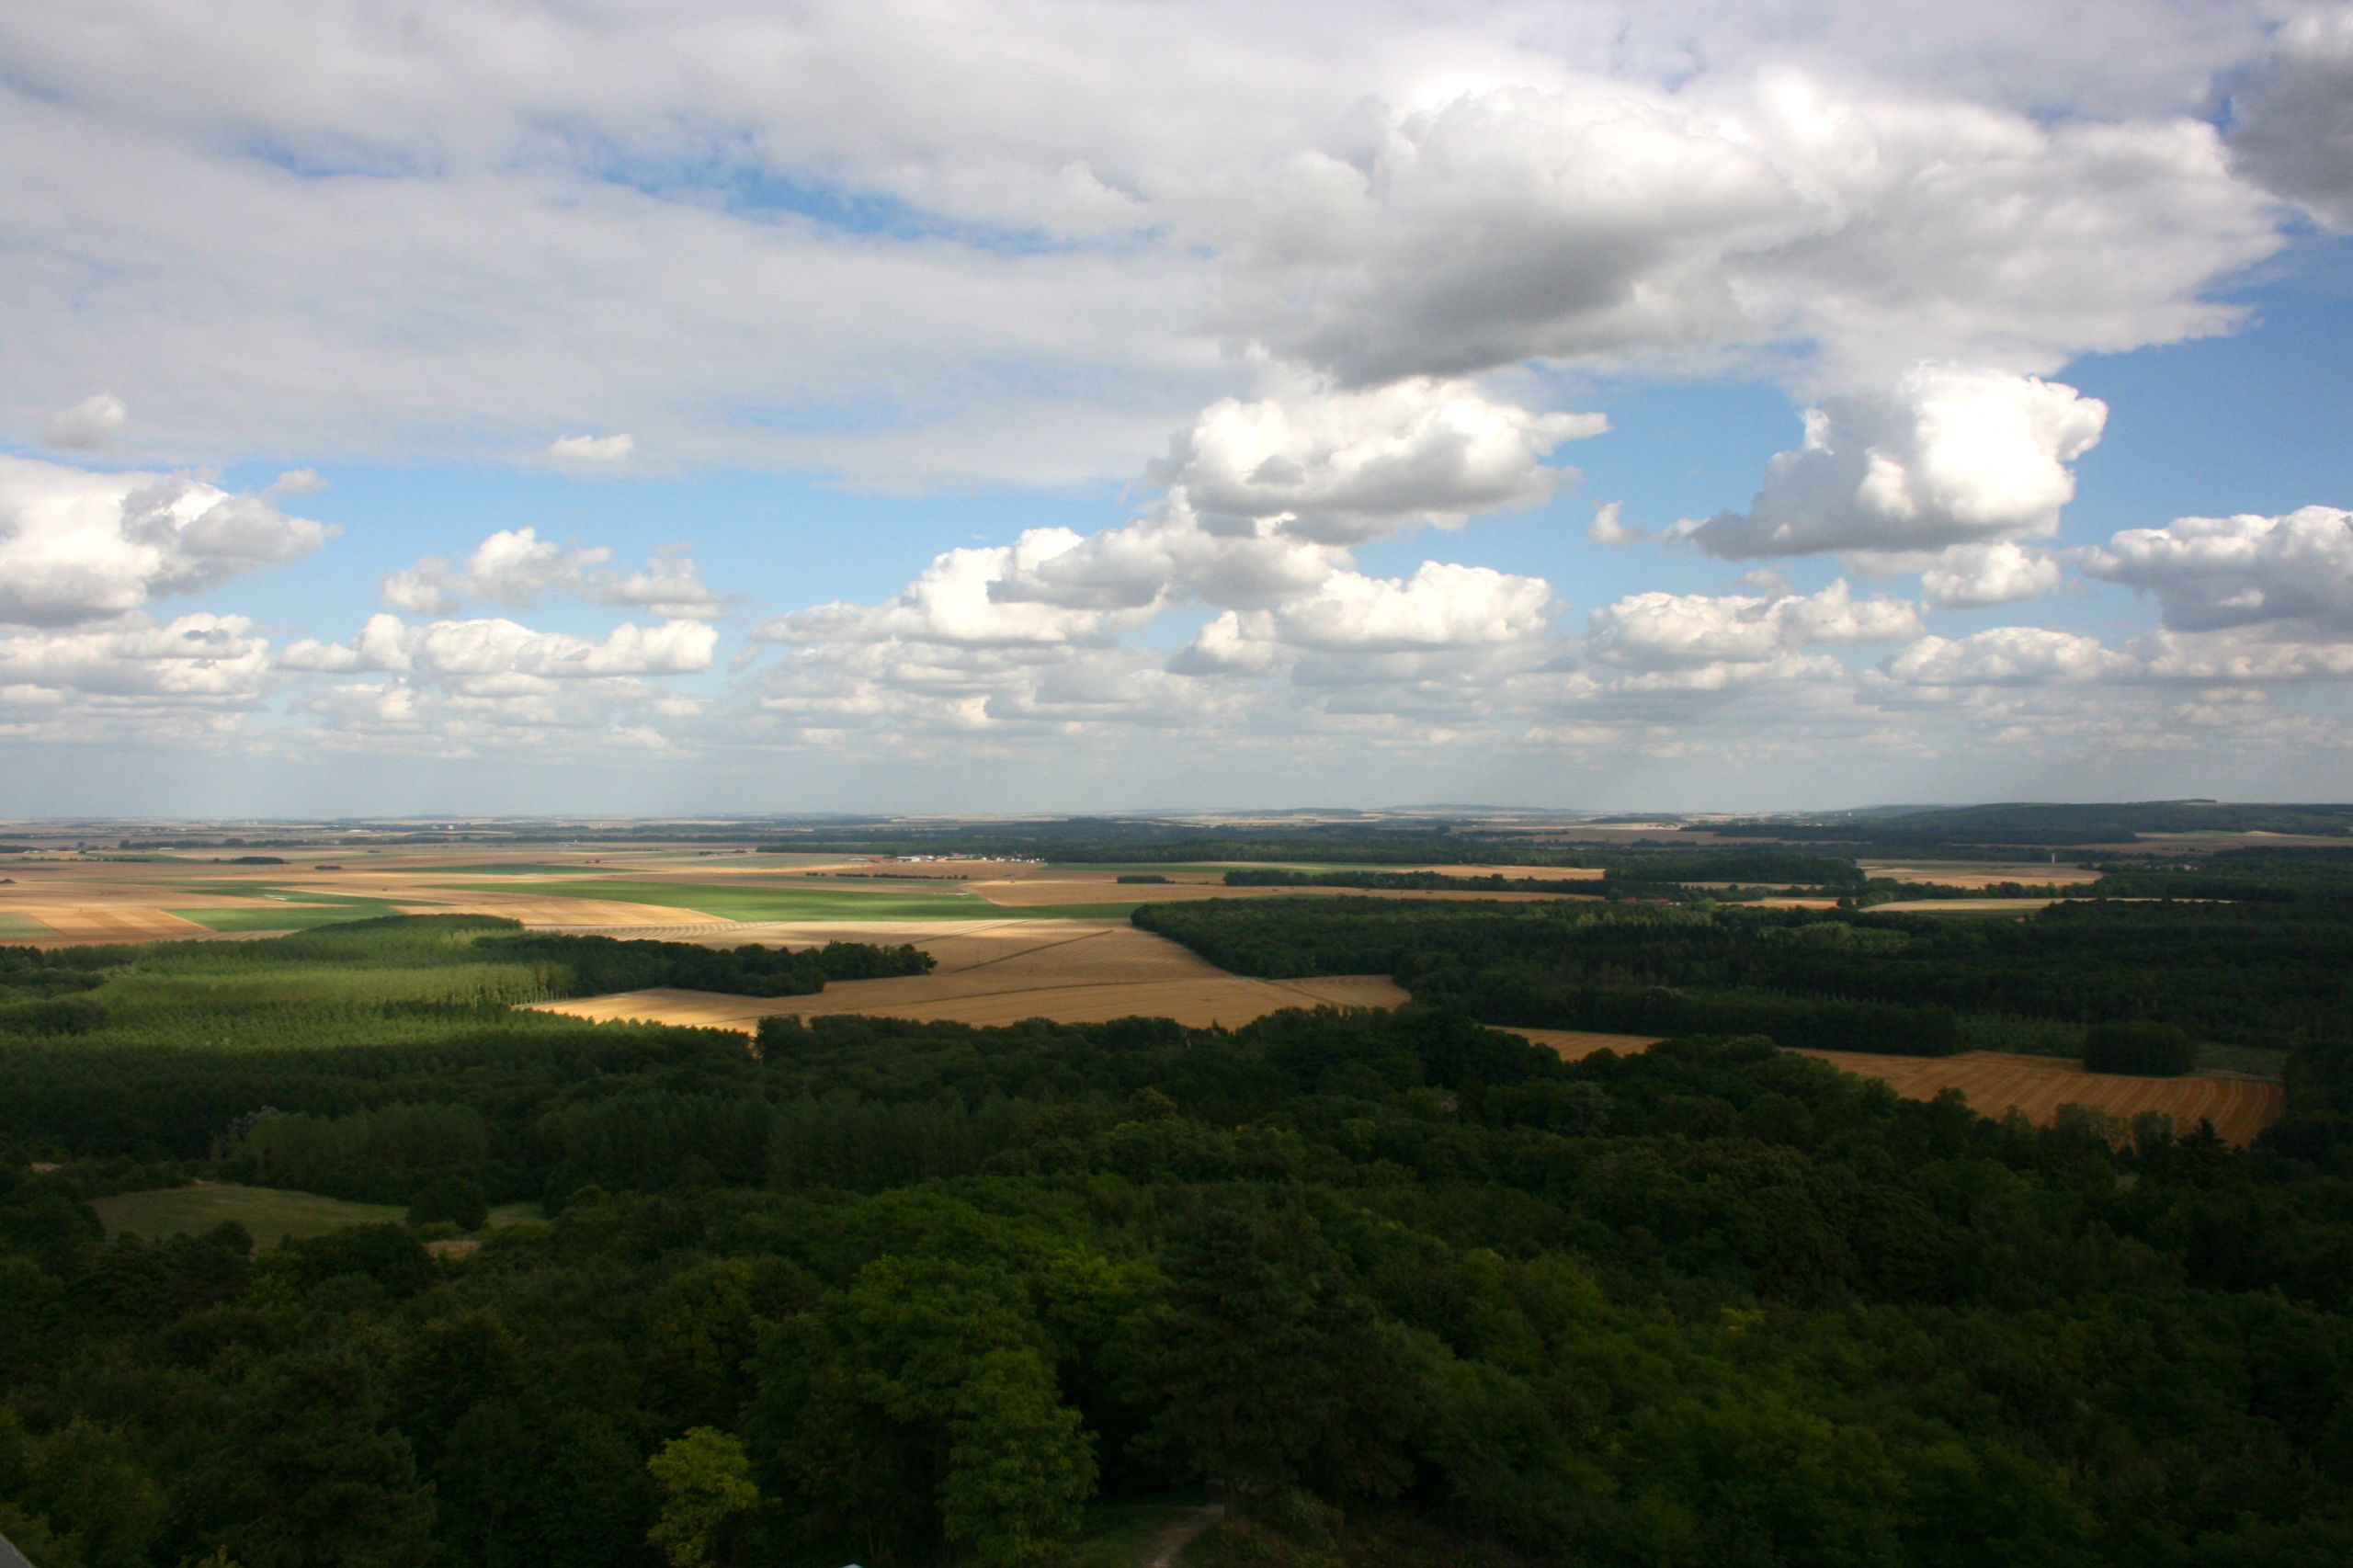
xmin=453 ymin=879 xmax=1030 ymax=921
xmin=0 ymin=912 xmax=53 ymax=938
xmin=170 ymin=902 xmax=404 ymax=932
xmin=91 ymin=1183 xmax=541 ymax=1246
xmin=165 ymin=885 xmax=411 ymax=931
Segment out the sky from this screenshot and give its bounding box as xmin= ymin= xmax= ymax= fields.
xmin=3 ymin=0 xmax=2351 ymax=816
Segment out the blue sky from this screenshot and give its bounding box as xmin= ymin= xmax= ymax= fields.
xmin=2 ymin=1 xmax=2349 ymax=814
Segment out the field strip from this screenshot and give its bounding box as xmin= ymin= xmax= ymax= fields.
xmin=1507 ymin=1028 xmax=1666 ymax=1062
xmin=1790 ymin=1048 xmax=2284 ymax=1144
xmin=1500 ymin=1029 xmax=2284 ymax=1143
xmin=526 ymin=920 xmax=1408 ymax=1032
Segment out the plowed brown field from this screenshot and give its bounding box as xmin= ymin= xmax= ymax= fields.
xmin=528 ymin=920 xmax=1409 ymax=1032
xmin=1793 ymin=1049 xmax=2282 ymax=1143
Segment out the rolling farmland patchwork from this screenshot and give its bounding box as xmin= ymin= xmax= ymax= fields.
xmin=530 ymin=919 xmax=1410 ymax=1031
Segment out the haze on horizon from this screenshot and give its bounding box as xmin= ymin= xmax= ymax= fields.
xmin=3 ymin=1 xmax=2350 ymax=816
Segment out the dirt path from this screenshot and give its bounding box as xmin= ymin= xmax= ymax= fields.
xmin=1142 ymin=1504 xmax=1225 ymax=1567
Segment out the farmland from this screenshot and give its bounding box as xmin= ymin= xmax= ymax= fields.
xmin=1505 ymin=1028 xmax=2280 ymax=1142
xmin=531 ymin=920 xmax=1408 ymax=1031
xmin=7 ymin=811 xmax=2353 ymax=1566
xmin=1789 ymin=1049 xmax=2285 ymax=1144
xmin=0 ymin=840 xmax=1616 ymax=944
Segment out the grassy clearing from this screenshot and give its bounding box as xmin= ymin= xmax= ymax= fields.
xmin=455 ymin=879 xmax=1030 ymax=921
xmin=94 ymin=1184 xmax=402 ymax=1244
xmin=92 ymin=1183 xmax=541 ymax=1246
xmin=2198 ymin=1040 xmax=2291 ymax=1080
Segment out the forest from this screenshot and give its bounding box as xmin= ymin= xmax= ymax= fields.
xmin=4 ymin=884 xmax=2353 ymax=1564
xmin=1135 ymin=894 xmax=2353 ymax=1061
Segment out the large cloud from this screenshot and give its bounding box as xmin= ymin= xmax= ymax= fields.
xmin=1686 ymin=365 xmax=2107 ymax=558
xmin=2079 ymin=506 xmax=2353 ymax=633
xmin=2224 ymin=9 xmax=2353 ymax=229
xmin=0 ymin=7 xmax=2297 ymax=483
xmin=0 ymin=455 xmax=334 ymax=626
xmin=1198 ymin=79 xmax=2280 ymax=388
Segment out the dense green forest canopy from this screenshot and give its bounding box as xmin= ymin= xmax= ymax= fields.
xmin=5 ymin=879 xmax=2353 ymax=1565
xmin=1709 ymin=801 xmax=2353 ymax=846
xmin=1135 ymin=895 xmax=2353 ymax=1062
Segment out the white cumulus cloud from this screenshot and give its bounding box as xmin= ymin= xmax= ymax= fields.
xmin=1919 ymin=541 xmax=2065 ymax=608
xmin=282 ymin=612 xmax=716 ymax=684
xmin=545 ymin=433 xmax=635 ymax=465
xmin=1589 ymin=579 xmax=1924 ymax=671
xmin=1688 ymin=365 xmax=2107 ymax=558
xmin=2080 ymin=506 xmax=2353 ymax=632
xmin=0 ymin=455 xmax=335 ymax=627
xmin=1885 ymin=626 xmax=2137 ymax=686
xmin=383 ymin=527 xmax=724 ymax=620
xmin=1145 ymin=377 xmax=1604 ymax=545
xmin=758 ymin=528 xmax=1145 ymax=648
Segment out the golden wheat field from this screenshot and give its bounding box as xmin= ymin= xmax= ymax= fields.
xmin=1859 ymin=859 xmax=2105 ymax=887
xmin=1507 ymin=1028 xmax=1666 ymax=1062
xmin=1791 ymin=1049 xmax=2285 ymax=1144
xmin=529 ymin=920 xmax=1410 ymax=1032
xmin=1498 ymin=1029 xmax=2283 ymax=1144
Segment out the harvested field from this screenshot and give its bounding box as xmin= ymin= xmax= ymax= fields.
xmin=1793 ymin=1049 xmax=2284 ymax=1144
xmin=1508 ymin=1028 xmax=1665 ymax=1062
xmin=417 ymin=893 xmax=717 ymax=927
xmin=1499 ymin=1030 xmax=2282 ymax=1143
xmin=1863 ymin=898 xmax=2063 ymax=914
xmin=4 ymin=903 xmax=212 ymax=940
xmin=529 ymin=920 xmax=1410 ymax=1032
xmin=1404 ymin=864 xmax=1608 ymax=881
xmin=967 ymin=877 xmax=1586 ymax=909
xmin=1860 ymin=859 xmax=2103 ymax=887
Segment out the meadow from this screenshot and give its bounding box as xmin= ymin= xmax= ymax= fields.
xmin=88 ymin=1182 xmax=544 ymax=1246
